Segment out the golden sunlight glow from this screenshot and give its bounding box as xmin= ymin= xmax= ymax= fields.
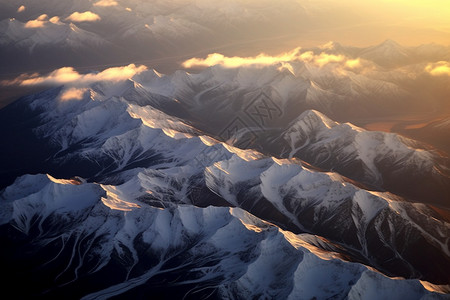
xmin=212 ymin=162 xmax=230 ymax=175
xmin=100 ymin=185 xmax=142 ymax=212
xmin=162 ymin=128 xmax=193 ymax=139
xmin=222 ymin=143 xmax=263 ymax=161
xmin=311 ymin=53 xmax=345 ymax=67
xmin=345 ymin=58 xmax=362 ymax=69
xmin=425 ymin=61 xmax=450 ymax=76
xmin=199 ymin=135 xmax=220 ymax=146
xmin=280 ymin=230 xmax=341 ymax=261
xmin=295 ymin=0 xmax=450 ymax=46
xmin=47 ymin=174 xmax=80 ymax=185
xmin=101 ymin=196 xmax=139 ymax=211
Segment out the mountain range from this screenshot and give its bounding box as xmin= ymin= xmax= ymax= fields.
xmin=0 ymin=64 xmax=449 ymax=298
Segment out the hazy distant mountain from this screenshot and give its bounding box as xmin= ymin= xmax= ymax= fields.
xmin=1 ymin=0 xmax=449 ymax=75
xmin=396 ymin=117 xmax=450 ymax=155
xmin=0 ymin=18 xmax=106 ymax=49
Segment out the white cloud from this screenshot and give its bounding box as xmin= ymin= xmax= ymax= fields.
xmin=24 ymin=14 xmax=48 ymax=28
xmin=66 ymin=11 xmax=101 ymax=23
xmin=59 ymin=88 xmax=88 ymax=101
xmin=5 ymin=64 xmax=148 ymax=86
xmin=182 ymin=48 xmax=364 ymax=70
xmin=182 ymin=48 xmax=303 ymax=68
xmin=17 ymin=5 xmax=26 ymax=13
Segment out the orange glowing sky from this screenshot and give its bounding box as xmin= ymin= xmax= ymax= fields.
xmin=296 ymin=0 xmax=450 ymax=46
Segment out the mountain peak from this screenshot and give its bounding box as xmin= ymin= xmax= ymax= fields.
xmin=380 ymin=39 xmax=401 ymax=47
xmin=296 ymin=109 xmax=337 ymax=128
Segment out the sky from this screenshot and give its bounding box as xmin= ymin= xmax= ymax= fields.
xmin=291 ymin=0 xmax=450 ymax=47
xmin=0 ymin=0 xmax=449 ymax=106
xmin=3 ymin=0 xmax=449 ymax=47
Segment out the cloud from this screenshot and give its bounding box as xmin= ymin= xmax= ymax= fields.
xmin=314 ymin=54 xmax=345 ymax=67
xmin=425 ymin=61 xmax=450 ymax=76
xmin=4 ymin=64 xmax=148 ymax=86
xmin=36 ymin=14 xmax=48 ymax=21
xmin=49 ymin=16 xmax=61 ymax=24
xmin=66 ymin=11 xmax=101 ymax=22
xmin=24 ymin=14 xmax=48 ymax=28
xmin=182 ymin=48 xmax=303 ymax=68
xmin=59 ymin=88 xmax=88 ymax=101
xmin=183 ymin=48 xmax=363 ymax=70
xmin=93 ymin=0 xmax=118 ymax=7
xmin=297 ymin=51 xmax=346 ymax=67
xmin=17 ymin=5 xmax=26 ymax=13
xmin=345 ymin=58 xmax=362 ymax=69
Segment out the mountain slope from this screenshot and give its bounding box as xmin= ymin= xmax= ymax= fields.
xmin=275 ymin=110 xmax=450 ymax=208
xmin=0 ymin=174 xmax=446 ymax=299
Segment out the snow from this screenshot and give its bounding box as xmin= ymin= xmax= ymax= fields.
xmin=1 ymin=171 xmax=448 ymax=298
xmin=288 ymin=252 xmax=365 ymax=300
xmin=0 ymin=174 xmax=104 ymax=234
xmin=0 ymin=174 xmax=50 ymax=201
xmin=101 ymin=184 xmax=142 ymax=211
xmin=348 ymin=271 xmax=434 ymax=300
xmin=352 ymin=190 xmax=388 ymax=223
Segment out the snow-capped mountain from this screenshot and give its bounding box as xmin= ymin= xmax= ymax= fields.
xmin=1 ymin=174 xmax=445 ymax=299
xmin=275 ymin=110 xmax=450 ymax=208
xmin=132 ymin=68 xmax=449 ymax=208
xmin=359 ymin=39 xmax=412 ymax=67
xmin=129 ymin=63 xmax=413 ymax=123
xmin=0 ymin=67 xmax=449 ymax=298
xmin=205 ymin=154 xmax=450 ymax=284
xmin=2 ymin=68 xmax=448 ymax=210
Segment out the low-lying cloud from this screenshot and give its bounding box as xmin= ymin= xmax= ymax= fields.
xmin=182 ymin=48 xmax=302 ymax=68
xmin=24 ymin=14 xmax=48 ymax=28
xmin=59 ymin=87 xmax=88 ymax=101
xmin=3 ymin=64 xmax=147 ymax=86
xmin=66 ymin=11 xmax=101 ymax=23
xmin=182 ymin=48 xmax=366 ymax=71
